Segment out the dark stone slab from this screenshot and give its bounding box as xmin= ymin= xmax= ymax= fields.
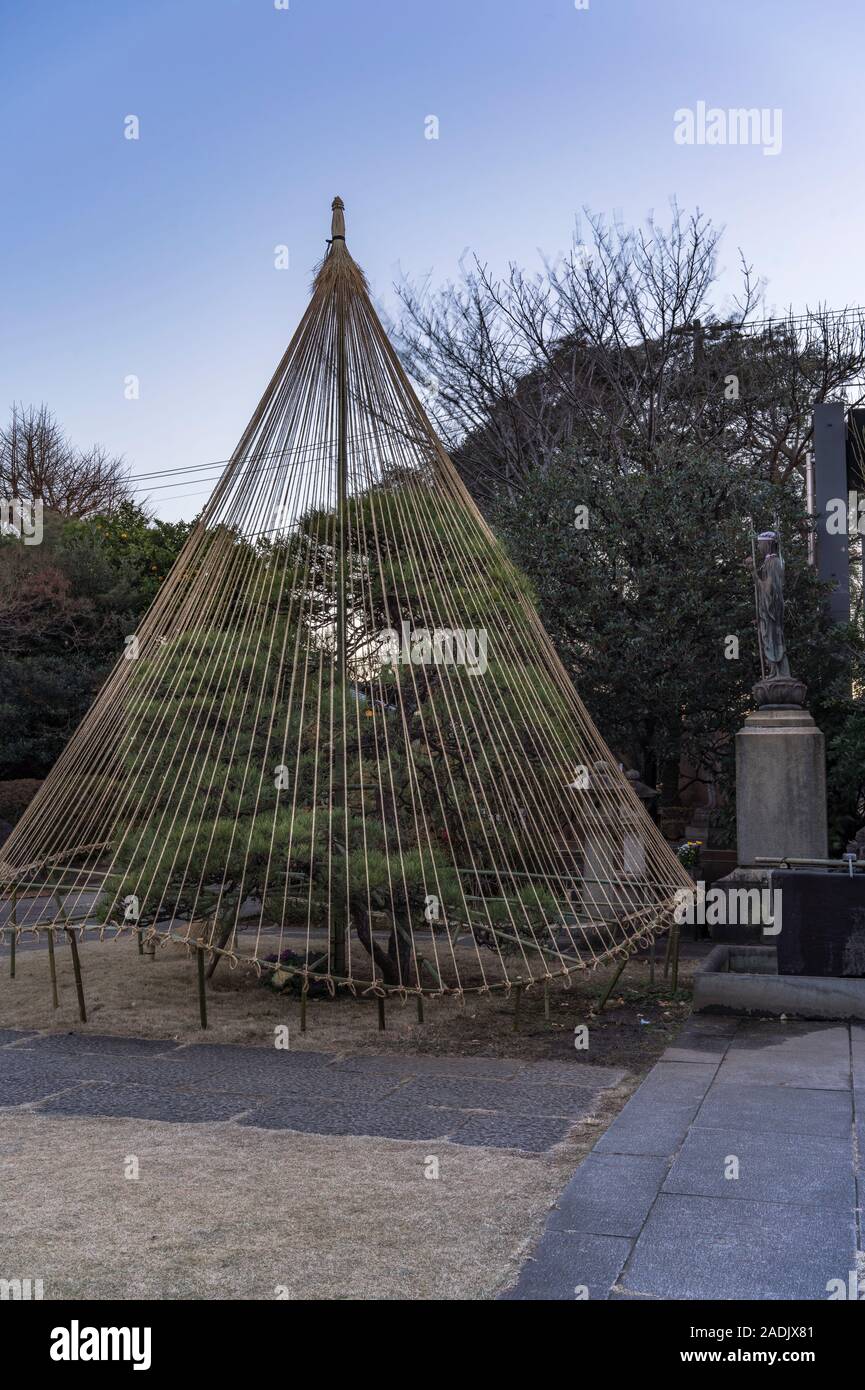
xmin=622 ymin=1193 xmax=857 ymax=1300
xmin=18 ymin=1032 xmax=181 ymax=1057
xmin=608 ymin=1290 xmax=662 ymax=1300
xmin=448 ymin=1112 xmax=573 ymax=1152
xmin=333 ymin=1054 xmax=526 ymax=1080
xmin=771 ymin=870 xmax=865 ymax=977
xmin=394 ymin=1076 xmax=602 ymax=1116
xmin=502 ymin=1232 xmax=632 ymax=1300
xmin=171 ymin=1044 xmax=335 ymax=1069
xmin=663 ymin=1128 xmax=856 ymax=1209
xmin=0 ymin=1050 xmax=154 ymax=1085
xmin=39 ymin=1083 xmax=254 ymax=1124
xmin=0 ymin=1077 xmax=86 ymax=1106
xmin=547 ymin=1154 xmax=668 ymax=1237
xmin=519 ymin=1061 xmax=627 ymax=1088
xmin=851 ymin=1027 xmax=865 ymax=1087
xmin=145 ymin=1061 xmax=404 ymax=1105
xmin=238 ymin=1098 xmax=463 ymax=1141
xmin=695 ymin=1082 xmax=853 ymax=1138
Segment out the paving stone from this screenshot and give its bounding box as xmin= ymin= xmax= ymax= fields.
xmin=18 ymin=1032 xmax=181 ymax=1057
xmin=147 ymin=1061 xmax=404 ymax=1104
xmin=851 ymin=1027 xmax=865 ymax=1087
xmin=449 ymin=1112 xmax=573 ymax=1152
xmin=608 ymin=1290 xmax=661 ymax=1300
xmin=546 ymin=1154 xmax=668 ymax=1237
xmin=594 ymin=1101 xmax=700 ymax=1158
xmin=621 ymin=1193 xmax=857 ymax=1300
xmin=695 ymin=1082 xmax=853 ymax=1138
xmin=678 ymin=1017 xmax=741 ymax=1039
xmin=519 ymin=1061 xmax=627 ymax=1088
xmin=720 ymin=1024 xmax=851 ymax=1090
xmin=0 ymin=1030 xmax=37 ymax=1046
xmin=661 ymin=1039 xmax=732 ymax=1064
xmin=731 ymin=1020 xmax=849 ymax=1053
xmin=0 ymin=1051 xmax=156 ymax=1086
xmin=238 ymin=1098 xmax=464 ymax=1141
xmin=395 ymin=1076 xmax=603 ymax=1115
xmin=663 ymin=1128 xmax=856 ymax=1209
xmin=1 ymin=1055 xmax=168 ymax=1091
xmin=332 ymin=1054 xmax=526 ymax=1080
xmin=853 ymin=1094 xmax=865 ymax=1173
xmin=0 ymin=1076 xmax=86 ymax=1106
xmin=171 ymin=1043 xmax=335 ymax=1069
xmin=636 ymin=1061 xmax=718 ymax=1103
xmin=39 ymin=1082 xmax=255 ymax=1124
xmin=501 ymin=1232 xmax=632 ymax=1299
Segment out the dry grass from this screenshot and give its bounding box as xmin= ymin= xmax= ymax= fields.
xmin=0 ymin=934 xmax=684 ymax=1300
xmin=0 ymin=1086 xmax=632 ymax=1300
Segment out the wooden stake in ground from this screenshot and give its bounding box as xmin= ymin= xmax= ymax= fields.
xmin=377 ymin=994 xmax=386 ymax=1031
xmin=512 ymin=983 xmax=523 ymax=1031
xmin=66 ymin=927 xmax=87 ymax=1023
xmin=196 ymin=943 xmax=208 ymax=1029
xmin=596 ymin=952 xmax=629 ymax=1013
xmin=46 ymin=926 xmax=59 ymax=1009
xmin=670 ymin=921 xmax=681 ymax=993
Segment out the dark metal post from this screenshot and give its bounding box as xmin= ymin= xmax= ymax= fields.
xmin=813 ymin=403 xmax=851 ymax=625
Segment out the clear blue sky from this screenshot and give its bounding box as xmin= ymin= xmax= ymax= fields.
xmin=1 ymin=0 xmax=862 ymax=520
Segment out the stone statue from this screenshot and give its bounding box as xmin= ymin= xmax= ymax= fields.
xmin=748 ymin=529 xmax=805 ymax=707
xmin=754 ymin=532 xmax=790 ymax=678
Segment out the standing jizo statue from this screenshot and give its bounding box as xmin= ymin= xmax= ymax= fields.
xmin=754 ymin=531 xmax=790 ymax=677
xmin=748 ymin=528 xmax=805 ymax=707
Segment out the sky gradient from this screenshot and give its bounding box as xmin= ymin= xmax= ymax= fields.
xmin=2 ymin=0 xmax=863 ymax=519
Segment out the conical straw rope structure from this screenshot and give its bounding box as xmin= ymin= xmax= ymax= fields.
xmin=0 ymin=199 xmax=691 ymax=998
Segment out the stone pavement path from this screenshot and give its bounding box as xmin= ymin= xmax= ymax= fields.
xmin=505 ymin=1016 xmax=865 ymax=1300
xmin=0 ymin=1029 xmax=624 ymax=1152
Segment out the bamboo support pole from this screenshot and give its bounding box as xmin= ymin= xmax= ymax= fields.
xmin=10 ymin=890 xmax=17 ymax=979
xmin=196 ymin=945 xmax=208 ymax=1034
xmin=597 ymin=952 xmax=629 ymax=1013
xmin=670 ymin=921 xmax=681 ymax=993
xmin=66 ymin=928 xmax=87 ymax=1023
xmin=47 ymin=927 xmax=59 ymax=1009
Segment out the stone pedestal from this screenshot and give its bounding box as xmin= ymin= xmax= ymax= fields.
xmin=735 ymin=706 xmax=827 ymax=866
